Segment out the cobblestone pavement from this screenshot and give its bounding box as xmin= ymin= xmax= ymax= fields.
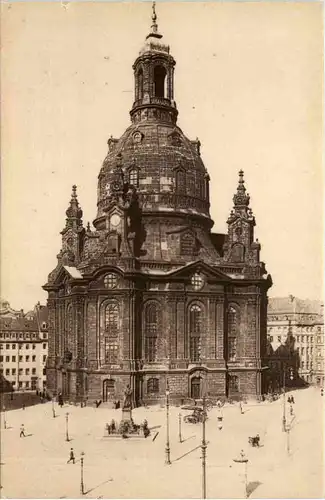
xmin=1 ymin=387 xmax=323 ymax=498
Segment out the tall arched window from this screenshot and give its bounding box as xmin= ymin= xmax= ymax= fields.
xmin=104 ymin=304 xmax=119 ymax=363
xmin=189 ymin=304 xmax=202 ymax=362
xmin=138 ymin=68 xmax=143 ymax=100
xmin=105 ymin=304 xmax=118 ymax=336
xmin=65 ymin=305 xmax=73 ymax=361
xmin=228 ymin=306 xmax=238 ymax=361
xmin=154 ymin=65 xmax=166 ymax=98
xmin=176 ymin=169 xmax=186 ymax=194
xmin=144 ymin=303 xmax=158 ymax=362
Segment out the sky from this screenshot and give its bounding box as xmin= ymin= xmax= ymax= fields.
xmin=1 ymin=1 xmax=323 ymax=311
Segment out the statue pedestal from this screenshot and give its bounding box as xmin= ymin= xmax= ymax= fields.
xmin=122 ymin=408 xmax=132 ymax=422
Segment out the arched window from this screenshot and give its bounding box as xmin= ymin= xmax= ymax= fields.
xmin=180 ymin=232 xmax=195 ymax=255
xmin=105 ymin=304 xmax=118 ymax=337
xmin=154 ymin=65 xmax=166 ymax=98
xmin=144 ymin=303 xmax=159 ymax=362
xmin=138 ymin=68 xmax=143 ymax=100
xmin=147 ymin=377 xmax=159 ymax=394
xmin=228 ymin=306 xmax=238 ymax=361
xmin=176 ymin=169 xmax=186 ymax=193
xmin=189 ymin=304 xmax=202 ymax=362
xmin=129 ymin=168 xmax=139 ymax=187
xmin=65 ymin=305 xmax=73 ymax=360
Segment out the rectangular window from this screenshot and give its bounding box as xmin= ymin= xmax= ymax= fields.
xmin=26 ymin=356 xmax=30 ymax=362
xmin=31 ymin=379 xmax=36 ymax=390
xmin=0 ymin=356 xmax=3 ymax=362
xmin=145 ymin=337 xmax=157 ymax=362
xmin=19 ymin=345 xmax=22 ymax=350
xmin=32 ymin=344 xmax=36 ymax=350
xmin=42 ymin=355 xmax=46 ymax=363
xmin=228 ymin=337 xmax=237 ymax=361
xmin=25 ymin=368 xmax=30 ymax=375
xmin=5 ymin=356 xmax=9 ymax=362
xmin=19 ymin=368 xmax=23 ymax=375
xmin=19 ymin=355 xmax=23 ymax=362
xmin=277 ymin=336 xmax=281 ymax=343
xmin=311 ymin=337 xmax=313 ymax=343
xmin=25 ymin=344 xmax=30 ymax=350
xmin=0 ymin=344 xmax=3 ymax=349
xmin=12 ymin=368 xmax=16 ymax=375
xmin=25 ymin=381 xmax=30 ymax=389
xmin=104 ymin=339 xmax=118 ymax=363
xmin=19 ymin=381 xmax=22 ymax=388
xmin=301 ymin=347 xmax=305 ymax=355
xmin=269 ymin=336 xmax=273 ymax=342
xmin=301 ymin=361 xmax=304 ymax=369
xmin=5 ymin=369 xmax=10 ymax=375
xmin=12 ymin=356 xmax=16 ymax=362
xmin=43 ymin=368 xmax=46 ymax=376
xmin=32 ymin=368 xmax=36 ymax=375
xmin=12 ymin=344 xmax=16 ymax=349
xmin=43 ymin=343 xmax=46 ymax=349
xmin=6 ymin=344 xmax=10 ymax=349
xmin=190 ymin=337 xmax=201 ymax=362
xmin=32 ymin=355 xmax=36 ymax=362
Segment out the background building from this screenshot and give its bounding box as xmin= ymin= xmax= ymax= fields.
xmin=0 ymin=299 xmax=48 ymax=392
xmin=44 ymin=6 xmax=272 ymax=405
xmin=266 ymin=296 xmax=324 ymax=391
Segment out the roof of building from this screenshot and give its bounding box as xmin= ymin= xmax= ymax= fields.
xmin=0 ymin=301 xmax=48 ymax=331
xmin=268 ymin=296 xmax=324 ymax=317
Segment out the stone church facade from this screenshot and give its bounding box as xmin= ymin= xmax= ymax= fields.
xmin=44 ymin=6 xmax=272 ymax=405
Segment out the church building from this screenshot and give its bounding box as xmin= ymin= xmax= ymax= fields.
xmin=43 ymin=5 xmax=272 ymax=405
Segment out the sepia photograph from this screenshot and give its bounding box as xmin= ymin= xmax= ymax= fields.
xmin=0 ymin=1 xmax=324 ymax=498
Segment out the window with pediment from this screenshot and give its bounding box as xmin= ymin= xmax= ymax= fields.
xmin=189 ymin=304 xmax=202 ymax=362
xmin=144 ymin=303 xmax=159 ymax=362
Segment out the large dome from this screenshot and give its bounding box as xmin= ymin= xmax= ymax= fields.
xmin=96 ymin=120 xmax=210 ymax=223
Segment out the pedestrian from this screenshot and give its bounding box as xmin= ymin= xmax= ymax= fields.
xmin=239 ymin=401 xmax=244 ymax=414
xmin=290 ymin=404 xmax=294 ymax=416
xmin=22 ymin=403 xmax=25 ymax=411
xmin=67 ymin=448 xmax=75 ymax=464
xmin=20 ymin=424 xmax=26 ymax=438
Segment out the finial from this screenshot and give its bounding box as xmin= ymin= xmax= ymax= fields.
xmin=151 ymin=1 xmax=158 ymax=33
xmin=72 ymin=185 xmax=77 ymax=198
xmin=238 ymin=170 xmax=244 ymax=184
xmin=86 ymin=221 xmax=91 ymax=232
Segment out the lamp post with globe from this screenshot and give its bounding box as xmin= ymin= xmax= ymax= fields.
xmin=165 ymin=380 xmax=171 ymax=465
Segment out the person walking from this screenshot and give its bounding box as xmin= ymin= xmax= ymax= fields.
xmin=20 ymin=424 xmax=26 ymax=438
xmin=67 ymin=448 xmax=75 ymax=464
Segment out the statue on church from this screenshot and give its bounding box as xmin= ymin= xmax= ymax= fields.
xmin=123 ymin=384 xmax=132 ymax=409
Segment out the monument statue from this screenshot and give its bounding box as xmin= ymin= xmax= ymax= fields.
xmin=123 ymin=384 xmax=132 ymax=409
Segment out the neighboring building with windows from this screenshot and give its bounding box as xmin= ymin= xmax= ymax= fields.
xmin=266 ymin=296 xmax=324 ymax=390
xmin=0 ymin=299 xmax=48 ymax=392
xmin=43 ymin=6 xmax=272 ymax=405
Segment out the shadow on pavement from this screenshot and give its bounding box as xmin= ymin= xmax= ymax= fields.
xmin=247 ymin=481 xmax=262 ymax=498
xmin=173 ymin=441 xmax=210 ymax=463
xmin=84 ymin=478 xmax=113 ymax=495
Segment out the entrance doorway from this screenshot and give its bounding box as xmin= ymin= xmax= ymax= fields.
xmin=103 ymin=379 xmax=115 ymax=402
xmin=191 ymin=377 xmax=201 ymax=399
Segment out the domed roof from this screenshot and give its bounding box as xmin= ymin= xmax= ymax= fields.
xmin=96 ymin=119 xmax=210 ymax=223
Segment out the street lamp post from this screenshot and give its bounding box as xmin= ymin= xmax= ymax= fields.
xmin=80 ymin=451 xmax=85 ymax=495
xmin=65 ymin=412 xmax=70 ymax=442
xmin=233 ymin=450 xmax=249 ymax=499
xmin=3 ymin=406 xmax=6 ymax=429
xmin=282 ymin=364 xmax=286 ymax=432
xmin=178 ymin=413 xmax=182 ymax=443
xmin=52 ymin=398 xmax=56 ymax=418
xmin=201 ymin=394 xmax=207 ymax=499
xmin=285 ymin=370 xmax=294 ymax=455
xmin=165 ymin=381 xmax=171 ymax=465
